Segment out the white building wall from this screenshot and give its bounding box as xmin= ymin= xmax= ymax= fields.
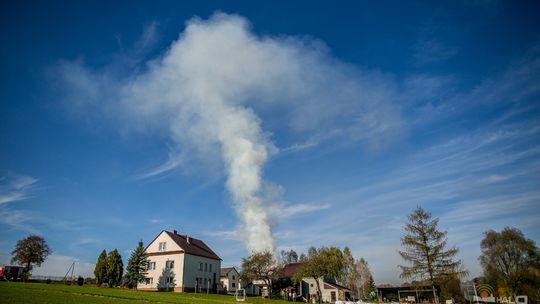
xmin=146 ymin=232 xmax=182 ymax=252
xmin=226 ymin=269 xmax=239 ymax=292
xmin=137 ymin=253 xmax=186 ymax=290
xmin=182 ymin=253 xmax=221 ymax=291
xmin=137 ymin=232 xmax=185 ymax=291
xmin=302 ymin=277 xmax=344 ymax=302
xmin=220 ymin=268 xmax=239 ymax=292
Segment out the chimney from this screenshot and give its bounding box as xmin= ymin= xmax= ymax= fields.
xmin=173 ymin=230 xmax=177 ymax=235
xmin=186 ymin=235 xmax=190 ymax=244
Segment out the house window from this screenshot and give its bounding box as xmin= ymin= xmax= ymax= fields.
xmin=147 ymin=262 xmax=156 ymax=270
xmin=158 ymin=242 xmax=167 ymax=251
xmin=232 ymin=282 xmax=236 ymax=288
xmin=232 ymin=275 xmax=235 ymax=280
xmin=199 ymin=262 xmax=203 ymax=271
xmin=204 ymin=263 xmax=208 ymax=272
xmin=145 ymin=278 xmax=153 ymax=285
xmin=166 ymin=260 xmax=174 ymax=269
xmin=209 ymin=264 xmax=212 ymax=272
xmin=167 ymin=276 xmax=174 ymax=284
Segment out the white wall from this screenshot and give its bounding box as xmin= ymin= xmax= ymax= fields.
xmin=302 ymin=277 xmax=345 ymax=302
xmin=146 ymin=232 xmax=182 ymax=252
xmin=182 ymin=253 xmax=221 ymax=291
xmin=137 ymin=253 xmax=185 ymax=290
xmin=137 ymin=231 xmax=185 ymax=290
xmin=221 ymin=268 xmax=239 ymax=292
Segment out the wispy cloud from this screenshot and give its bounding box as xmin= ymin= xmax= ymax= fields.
xmin=0 ymin=174 xmax=38 ymax=204
xmin=272 ymin=202 xmax=332 ymax=218
xmin=413 ymin=39 xmax=459 ymax=64
xmin=132 ymin=150 xmax=182 ymax=180
xmin=202 ymin=230 xmax=240 ymax=241
xmin=0 ymin=207 xmax=40 ymax=233
xmin=0 ymin=174 xmax=40 ymax=233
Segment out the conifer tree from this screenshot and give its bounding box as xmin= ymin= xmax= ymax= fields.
xmin=367 ymin=276 xmax=377 ymax=299
xmin=124 ymin=240 xmax=149 ymax=289
xmin=399 ymin=207 xmax=467 ymax=304
xmin=94 ymin=249 xmax=108 ymax=287
xmin=106 ymin=249 xmax=124 ymax=287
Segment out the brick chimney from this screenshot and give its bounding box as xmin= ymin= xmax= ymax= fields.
xmin=173 ymin=230 xmax=177 ymax=235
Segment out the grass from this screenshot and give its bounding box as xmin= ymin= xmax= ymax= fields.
xmin=0 ymin=282 xmax=290 ymax=304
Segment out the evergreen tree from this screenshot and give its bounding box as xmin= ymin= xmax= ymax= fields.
xmin=399 ymin=207 xmax=467 ymax=304
xmin=367 ymin=276 xmax=377 ymax=299
xmin=124 ymin=240 xmax=149 ymax=289
xmin=94 ymin=249 xmax=108 ymax=287
xmin=106 ymin=249 xmax=124 ymax=287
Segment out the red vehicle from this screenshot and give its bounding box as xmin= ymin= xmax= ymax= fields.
xmin=0 ymin=265 xmax=27 ymax=281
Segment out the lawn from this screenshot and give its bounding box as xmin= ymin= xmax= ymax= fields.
xmin=0 ymin=282 xmax=290 ymax=304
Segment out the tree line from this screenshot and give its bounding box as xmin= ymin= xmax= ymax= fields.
xmin=7 ymin=207 xmax=539 ymax=304
xmin=398 ymin=207 xmax=539 ymax=304
xmin=241 ymin=246 xmax=377 ymax=302
xmin=94 ymin=240 xmax=149 ymax=288
xmin=240 ymin=206 xmax=539 ymax=304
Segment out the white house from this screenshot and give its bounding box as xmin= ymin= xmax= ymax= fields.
xmin=220 ymin=267 xmax=240 ymax=293
xmin=301 ymin=277 xmax=351 ymax=302
xmin=137 ymin=230 xmax=221 ymax=292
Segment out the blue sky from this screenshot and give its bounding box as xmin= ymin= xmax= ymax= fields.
xmin=1 ymin=1 xmax=539 ymax=284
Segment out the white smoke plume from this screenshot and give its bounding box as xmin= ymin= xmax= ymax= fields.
xmin=56 ymin=13 xmax=402 ymax=253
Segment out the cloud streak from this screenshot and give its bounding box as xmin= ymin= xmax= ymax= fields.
xmin=0 ymin=174 xmax=38 ymax=205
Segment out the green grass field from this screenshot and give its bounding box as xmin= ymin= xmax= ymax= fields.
xmin=0 ymin=282 xmax=290 ymax=304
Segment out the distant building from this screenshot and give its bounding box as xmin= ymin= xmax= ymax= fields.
xmin=137 ymin=230 xmax=221 ymax=292
xmin=301 ymin=277 xmax=352 ymax=302
xmin=377 ymin=282 xmax=438 ymax=303
xmin=275 ymin=262 xmax=352 ymax=302
xmin=220 ymin=267 xmax=240 ymax=293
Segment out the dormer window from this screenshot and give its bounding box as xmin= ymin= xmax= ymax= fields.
xmin=159 ymin=242 xmax=167 ymax=251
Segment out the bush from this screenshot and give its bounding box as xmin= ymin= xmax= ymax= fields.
xmin=77 ymin=276 xmax=84 ymax=286
xmin=46 ymin=279 xmax=52 ymax=284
